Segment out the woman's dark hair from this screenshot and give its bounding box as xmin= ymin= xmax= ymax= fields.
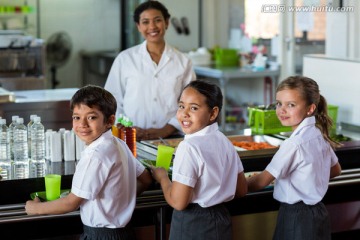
xmin=181 ymin=80 xmax=223 ymax=121
xmin=133 ymin=0 xmax=171 ymax=23
xmin=276 ymin=76 xmax=340 ymax=148
xmin=70 ymin=85 xmax=116 ymax=123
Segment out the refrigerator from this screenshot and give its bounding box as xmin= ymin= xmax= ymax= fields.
xmin=121 ymin=0 xmax=202 ymax=52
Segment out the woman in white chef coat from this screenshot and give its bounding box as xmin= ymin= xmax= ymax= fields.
xmin=105 ymin=1 xmax=196 ymax=141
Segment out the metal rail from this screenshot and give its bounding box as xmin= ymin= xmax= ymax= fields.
xmin=1 ymin=169 xmax=360 ymax=224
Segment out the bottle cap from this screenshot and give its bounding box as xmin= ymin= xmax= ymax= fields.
xmin=30 ymin=114 xmax=37 ymax=121
xmin=34 ymin=116 xmax=41 ymax=123
xmin=16 ymin=118 xmax=24 ymax=124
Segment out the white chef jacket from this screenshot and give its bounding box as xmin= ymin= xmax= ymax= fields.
xmin=265 ymin=116 xmax=339 ymax=205
xmin=104 ymin=41 xmax=196 ymax=131
xmin=71 ymin=130 xmax=145 ymax=228
xmin=172 ymin=122 xmax=244 ymax=207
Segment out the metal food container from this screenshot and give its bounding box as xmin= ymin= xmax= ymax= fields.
xmin=139 ymin=134 xmax=284 ymax=158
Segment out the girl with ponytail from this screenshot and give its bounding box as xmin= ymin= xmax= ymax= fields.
xmin=247 ymin=76 xmax=341 ymax=240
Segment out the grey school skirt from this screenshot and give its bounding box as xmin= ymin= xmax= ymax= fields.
xmin=169 ymin=203 xmax=232 ymax=240
xmin=273 ymin=201 xmax=331 ymax=240
xmin=79 ymin=224 xmax=135 ymax=240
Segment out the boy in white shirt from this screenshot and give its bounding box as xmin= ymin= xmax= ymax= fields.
xmin=26 ymin=85 xmax=152 ymax=240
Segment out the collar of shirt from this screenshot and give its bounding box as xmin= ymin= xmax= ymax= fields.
xmin=184 ymin=122 xmax=219 ymax=140
xmin=291 ymin=116 xmax=316 ymax=137
xmin=84 ymin=129 xmax=112 ymax=151
xmin=139 ymin=40 xmax=173 ymax=58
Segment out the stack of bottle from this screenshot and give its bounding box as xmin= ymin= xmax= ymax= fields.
xmin=112 ymin=114 xmax=137 ymax=157
xmin=0 ymin=114 xmax=87 ymax=180
xmin=0 ymin=115 xmax=46 ymax=180
xmin=0 ymin=118 xmax=10 ymax=180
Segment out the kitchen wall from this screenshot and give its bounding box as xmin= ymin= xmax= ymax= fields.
xmin=39 ymin=0 xmax=120 ymax=88
xmin=23 ymin=0 xmax=360 ymax=92
xmin=303 ymin=55 xmax=360 ymax=125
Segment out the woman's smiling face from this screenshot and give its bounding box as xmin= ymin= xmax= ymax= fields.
xmin=136 ymin=8 xmax=168 ymax=43
xmin=72 ymin=104 xmax=113 ymax=145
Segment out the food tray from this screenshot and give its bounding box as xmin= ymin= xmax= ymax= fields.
xmin=139 ymin=159 xmax=173 ymax=178
xmin=30 ymin=189 xmax=70 ymax=201
xmin=248 ymin=107 xmax=292 ymax=134
xmin=248 ymin=105 xmax=339 ymax=134
xmin=140 ymin=138 xmax=183 ymax=150
xmin=140 ymin=135 xmax=283 ymax=156
xmin=227 ymin=135 xmax=283 ymax=148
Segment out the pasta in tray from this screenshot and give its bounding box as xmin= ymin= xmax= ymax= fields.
xmin=232 ymin=141 xmax=277 ymax=150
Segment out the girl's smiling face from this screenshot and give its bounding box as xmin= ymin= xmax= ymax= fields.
xmin=72 ymin=104 xmax=114 ymax=145
xmin=136 ymin=9 xmax=168 ymax=43
xmin=176 ymin=87 xmax=218 ymax=135
xmin=276 ymin=89 xmax=315 ymax=131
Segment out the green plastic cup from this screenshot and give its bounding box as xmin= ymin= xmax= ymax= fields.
xmin=156 ymin=145 xmax=175 ymax=171
xmin=45 ymin=174 xmax=61 ymax=201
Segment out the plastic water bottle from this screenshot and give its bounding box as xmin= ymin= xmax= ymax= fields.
xmin=0 ymin=119 xmax=11 ymax=180
xmin=27 ymin=114 xmax=37 ymax=158
xmin=13 ymin=118 xmax=29 ymax=179
xmin=30 ymin=116 xmax=46 ymax=177
xmin=9 ymin=115 xmax=19 ymax=161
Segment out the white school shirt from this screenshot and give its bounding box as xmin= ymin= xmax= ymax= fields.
xmin=265 ymin=116 xmax=338 ymax=205
xmin=71 ymin=130 xmax=145 ymax=228
xmin=104 ymin=40 xmax=196 ymax=131
xmin=172 ymin=122 xmax=244 ymax=207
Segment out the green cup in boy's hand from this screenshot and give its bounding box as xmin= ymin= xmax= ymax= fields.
xmin=156 ymin=145 xmax=175 ymax=171
xmin=45 ymin=174 xmax=61 ymax=201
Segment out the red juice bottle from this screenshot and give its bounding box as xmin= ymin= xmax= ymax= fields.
xmin=116 ymin=114 xmax=125 ymax=140
xmin=122 ymin=118 xmax=136 ymax=157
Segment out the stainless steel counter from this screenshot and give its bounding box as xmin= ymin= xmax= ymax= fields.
xmin=0 ymin=88 xmax=78 ymax=130
xmin=0 ymin=123 xmax=360 ymax=239
xmin=13 ymin=88 xmax=78 ymax=103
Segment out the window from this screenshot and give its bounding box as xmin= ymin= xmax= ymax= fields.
xmin=244 ymin=0 xmax=326 ymax=41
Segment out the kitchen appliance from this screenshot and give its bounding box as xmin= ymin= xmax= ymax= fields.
xmin=46 ymin=31 xmax=72 ymax=89
xmin=0 ymin=30 xmax=46 ymax=91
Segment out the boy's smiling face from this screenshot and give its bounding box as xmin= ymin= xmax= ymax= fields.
xmin=72 ymin=103 xmax=113 ymax=145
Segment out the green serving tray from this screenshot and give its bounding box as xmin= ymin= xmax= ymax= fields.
xmin=30 ymin=189 xmax=70 ymax=201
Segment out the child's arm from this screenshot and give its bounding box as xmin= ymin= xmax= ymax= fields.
xmin=330 ymin=162 xmax=341 ymax=179
xmin=247 ymin=170 xmax=275 ymax=192
xmin=150 ymin=166 xmax=193 ymax=211
xmin=136 ymin=168 xmax=153 ymax=196
xmin=25 ymin=193 xmax=83 ymax=215
xmin=235 ymin=172 xmax=248 ymax=198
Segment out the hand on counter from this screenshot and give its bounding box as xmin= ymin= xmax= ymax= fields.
xmin=25 ymin=192 xmax=82 ymax=215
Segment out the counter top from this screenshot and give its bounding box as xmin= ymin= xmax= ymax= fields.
xmin=304 ymin=54 xmax=360 ymax=63
xmin=194 ymin=65 xmax=280 ymax=79
xmin=13 ymin=88 xmax=78 ymax=103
